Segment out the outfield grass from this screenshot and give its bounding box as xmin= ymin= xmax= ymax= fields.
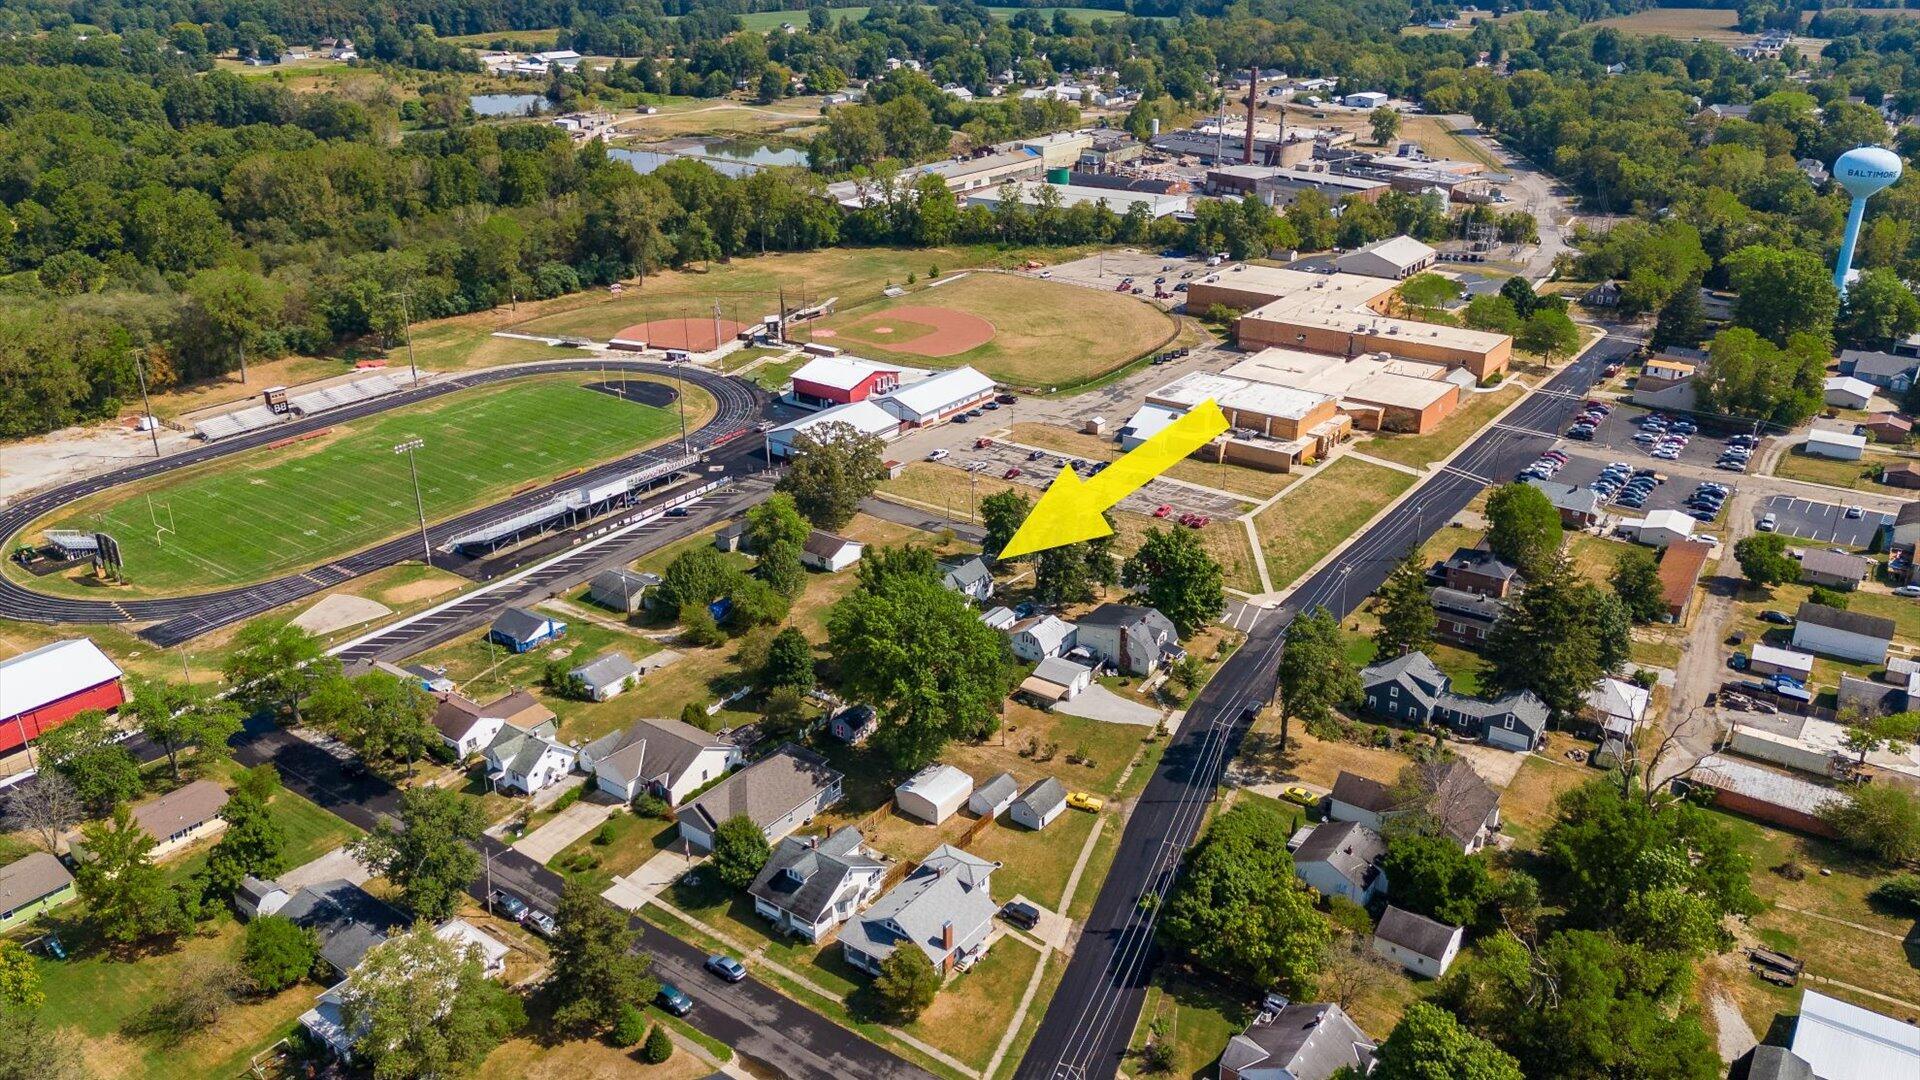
xmin=1253 ymin=457 xmax=1417 ymax=591
xmin=26 ymin=378 xmax=689 ymax=596
xmin=815 ymin=273 xmax=1175 ymax=390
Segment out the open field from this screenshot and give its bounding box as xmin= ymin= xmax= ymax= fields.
xmin=812 ymin=273 xmax=1175 ymax=389
xmin=22 ymin=378 xmax=693 ymax=597
xmin=1596 ymin=5 xmax=1827 ymax=50
xmin=1769 ymin=446 xmax=1896 ymax=491
xmin=1253 ymin=457 xmax=1418 ymax=592
xmin=442 ymin=26 xmax=565 ymax=46
xmin=733 ymin=7 xmax=870 ymax=28
xmin=1362 ymin=383 xmax=1526 ymax=468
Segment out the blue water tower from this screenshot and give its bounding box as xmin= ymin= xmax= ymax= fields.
xmin=1832 ymin=145 xmax=1903 ymax=295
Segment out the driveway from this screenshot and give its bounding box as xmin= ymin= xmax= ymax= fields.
xmin=277 ymin=846 xmax=372 ymax=891
xmin=513 ymin=798 xmax=617 ymax=864
xmin=603 ymin=847 xmax=701 ymax=912
xmin=1054 ymin=685 xmax=1162 ymax=726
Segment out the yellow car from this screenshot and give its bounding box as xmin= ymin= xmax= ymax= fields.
xmin=1282 ymin=786 xmax=1317 ymax=807
xmin=1066 ymin=791 xmax=1104 ymax=813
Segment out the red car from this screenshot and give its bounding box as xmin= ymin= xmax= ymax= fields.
xmin=1004 ymin=467 xmax=1022 ymax=480
xmin=1152 ymin=504 xmax=1173 ymax=518
xmin=974 ymin=437 xmax=993 ymax=449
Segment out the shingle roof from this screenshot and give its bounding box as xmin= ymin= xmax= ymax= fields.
xmin=1797 ymin=548 xmax=1871 ymax=582
xmin=0 ymin=852 xmax=72 ymax=915
xmin=131 ymin=780 xmax=228 ymax=841
xmin=1843 ymin=349 xmax=1916 ymax=380
xmin=1294 ymin=821 xmax=1386 ymax=890
xmin=432 ymin=693 xmax=489 ymax=739
xmin=803 ymin=530 xmax=859 ymax=560
xmin=840 ymin=845 xmax=999 ymax=965
xmin=1220 ymin=1003 xmax=1375 ymax=1078
xmin=973 ymin=771 xmax=1018 ymax=808
xmin=491 ymin=606 xmax=553 ymax=643
xmin=1329 ymin=771 xmax=1395 ymax=813
xmin=1077 ymin=603 xmax=1161 ymax=629
xmin=748 ymin=826 xmax=885 ymax=925
xmin=1442 ymin=547 xmax=1519 ymax=581
xmin=681 ymin=744 xmax=842 ymax=834
xmin=1410 ymin=760 xmax=1501 ymax=848
xmin=1428 ymin=586 xmax=1504 ymax=622
xmin=584 ymin=716 xmax=727 ymax=790
xmin=939 ymin=556 xmax=992 ymax=589
xmin=569 ymin=651 xmax=638 ymax=688
xmin=1795 ymin=601 xmax=1895 ymax=640
xmin=1374 ymin=905 xmax=1460 ymax=962
xmin=277 ymin=879 xmax=409 ymax=974
xmin=1014 ymin=776 xmax=1067 ymax=817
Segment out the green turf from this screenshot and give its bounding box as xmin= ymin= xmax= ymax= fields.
xmin=39 ymin=379 xmax=679 ymax=593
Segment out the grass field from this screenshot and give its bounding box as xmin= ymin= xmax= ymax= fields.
xmin=27 ymin=378 xmax=690 ymax=596
xmin=1253 ymin=457 xmax=1418 ymax=592
xmin=815 ymin=274 xmax=1173 ymax=389
xmin=1362 ymin=383 xmax=1525 ymax=468
xmin=1769 ymin=446 xmax=1893 ymax=491
xmin=1595 ymin=5 xmax=1827 ymax=50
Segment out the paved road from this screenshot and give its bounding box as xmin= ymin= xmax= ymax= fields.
xmin=0 ymin=360 xmax=765 ymax=646
xmin=229 ymin=718 xmax=934 ymax=1080
xmin=1014 ymin=336 xmax=1635 ymax=1080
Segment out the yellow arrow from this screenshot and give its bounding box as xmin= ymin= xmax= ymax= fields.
xmin=999 ymin=399 xmax=1230 ymax=560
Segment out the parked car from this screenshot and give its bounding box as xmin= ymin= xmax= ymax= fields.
xmin=975 ymin=437 xmax=993 ymax=449
xmin=1757 ymin=513 xmax=1777 ymax=531
xmin=1846 ymin=505 xmax=1865 ymax=519
xmin=1004 ymin=467 xmax=1022 ymax=480
xmin=489 ymin=891 xmax=529 ymax=923
xmin=1001 ymin=901 xmax=1041 ymax=931
xmin=997 ymin=393 xmax=1018 ymax=405
xmin=1152 ymin=504 xmax=1173 ymax=518
xmin=1728 ymin=653 xmax=1749 ymax=671
xmin=1028 ymin=449 xmax=1046 ymax=460
xmin=1895 ymin=585 xmax=1920 ymax=598
xmin=656 ymin=984 xmax=694 ymax=1016
xmin=705 ymin=954 xmax=748 ymax=983
xmin=524 ymin=910 xmax=557 ymax=938
xmin=1281 ymin=785 xmax=1317 ymax=807
xmin=1760 ymin=610 xmax=1794 ymax=625
xmin=927 ymin=448 xmax=949 ymax=461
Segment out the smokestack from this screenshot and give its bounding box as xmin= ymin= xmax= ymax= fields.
xmin=1244 ymin=64 xmax=1257 ymax=165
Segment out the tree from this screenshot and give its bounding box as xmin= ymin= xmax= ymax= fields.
xmin=74 ymin=803 xmax=189 ymax=947
xmin=1484 ymin=483 xmax=1562 ymax=578
xmin=126 ymin=959 xmax=250 ymax=1046
xmin=1841 ymin=710 xmax=1920 ymax=769
xmin=1821 ymin=781 xmax=1920 ymax=864
xmin=1694 ymin=327 xmax=1828 ymax=427
xmin=746 ymin=491 xmax=811 ymax=550
xmin=1369 ymin=1002 xmax=1523 ymax=1080
xmin=827 ymin=550 xmax=1012 ymax=768
xmin=224 ymin=620 xmax=331 ymax=720
xmin=0 ymin=1011 xmax=84 ymax=1080
xmin=1400 ymin=273 xmax=1457 ymax=309
xmin=611 ymin=1004 xmax=647 ymax=1047
xmin=1121 ymin=526 xmax=1224 ymax=637
xmin=1487 ymin=554 xmax=1630 ymax=721
xmin=711 ymin=814 xmax=771 ymax=890
xmin=757 ymin=538 xmax=807 ymax=598
xmin=201 ymin=788 xmax=288 ymax=901
xmin=242 ymin=914 xmax=318 ymax=993
xmin=1462 ymin=294 xmax=1520 ymax=334
xmin=1033 ymin=531 xmax=1115 ymax=606
xmin=1370 ymin=105 xmax=1401 ymax=145
xmin=980 ymin=490 xmax=1031 ymax=560
xmin=129 ymin=677 xmax=244 ymax=780
xmin=1498 ymin=276 xmax=1538 ymax=320
xmin=351 ymin=787 xmax=483 ymax=922
xmin=1517 ymin=309 xmax=1580 ymax=361
xmin=871 ymin=944 xmax=940 ymax=1021
xmin=1610 ymin=547 xmax=1667 ymax=623
xmin=1733 ymin=532 xmax=1798 ymax=589
xmin=1275 ymin=608 xmax=1360 ymax=755
xmin=1161 ymin=802 xmax=1328 ymax=994
xmin=1650 ymin=273 xmax=1706 ymax=349
xmin=775 ymin=421 xmax=888 ymax=530
xmin=547 ymin=879 xmax=655 ymax=1033
xmin=1726 ymin=244 xmax=1839 ymax=346
xmin=641 ymin=1023 xmax=674 ymax=1063
xmin=1379 ymin=834 xmax=1491 ymax=926
xmin=762 ymin=626 xmax=816 ymax=693
xmin=36 ymin=710 xmax=142 ymax=811
xmin=0 ymin=942 xmax=41 ymax=1010
xmin=307 ymin=670 xmax=437 ymax=776
xmin=2 ymin=771 xmax=82 ymax=853
xmin=336 ymin=923 xmax=524 ymax=1078
xmin=656 ymin=546 xmax=742 ymax=618
xmin=1837 ymin=267 xmax=1920 ymax=349
xmin=1373 ymin=550 xmax=1436 ymax=658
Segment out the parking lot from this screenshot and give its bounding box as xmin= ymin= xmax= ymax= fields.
xmin=1756 ymin=494 xmax=1891 ymax=549
xmin=929 ymin=436 xmax=1251 ymax=521
xmin=1564 ymin=399 xmax=1756 ymax=471
xmin=1544 ymin=448 xmax=1739 ymax=524
xmin=1034 ymin=249 xmax=1199 ymax=303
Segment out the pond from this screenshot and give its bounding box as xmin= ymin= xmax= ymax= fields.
xmin=469 ymin=93 xmax=551 ymax=117
xmin=689 ymin=139 xmax=813 ymax=168
xmin=609 ymin=147 xmax=760 ymax=179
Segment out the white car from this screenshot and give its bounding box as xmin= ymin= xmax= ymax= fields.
xmin=1697 ymin=535 xmax=1720 ymax=546
xmin=1758 ymin=514 xmax=1777 ymax=532
xmin=927 ymin=448 xmax=950 ymax=461
xmin=1846 ymin=505 xmax=1864 ymax=519
xmin=1895 ymin=585 xmax=1920 ymax=598
xmin=1038 ymin=270 xmax=1052 ymax=278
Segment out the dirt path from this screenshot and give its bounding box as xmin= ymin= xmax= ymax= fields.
xmin=1710 ymin=990 xmax=1758 ymax=1062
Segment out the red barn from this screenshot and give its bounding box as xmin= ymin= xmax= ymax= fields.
xmin=0 ymin=639 xmax=125 ymax=754
xmin=789 ymin=356 xmax=900 ymax=408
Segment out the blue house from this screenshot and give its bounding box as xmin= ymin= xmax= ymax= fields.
xmin=489 ymin=606 xmax=566 ymax=653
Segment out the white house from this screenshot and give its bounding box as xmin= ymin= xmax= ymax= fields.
xmin=1622 ymin=509 xmax=1696 ymax=549
xmin=568 ymin=652 xmax=639 ymax=701
xmin=1221 ymin=1001 xmax=1376 ymax=1080
xmin=801 ymin=530 xmax=864 ymax=573
xmin=1584 ymin=677 xmax=1650 ymax=742
xmin=896 ymin=764 xmax=974 ymax=825
xmin=1009 ymin=776 xmax=1067 ymax=830
xmin=580 ymin=717 xmax=742 ymax=804
xmin=980 ymin=606 xmax=1018 ymax=631
xmin=1805 ymin=428 xmax=1869 ymax=460
xmin=484 ymin=719 xmax=577 ymax=795
xmin=1075 ymin=604 xmax=1181 ymax=676
xmin=1292 ymin=821 xmax=1387 ymax=905
xmin=1824 ymin=375 xmax=1877 ymax=410
xmin=939 ymin=556 xmax=995 ymax=602
xmin=1020 ymin=656 xmax=1093 ymax=706
xmin=970 ymin=771 xmax=1019 ymax=818
xmin=749 ymin=826 xmax=887 ymax=942
xmin=1371 ymin=906 xmax=1463 ymax=978
xmin=435 ymin=918 xmax=511 ymax=979
xmin=432 ymin=690 xmax=554 ymax=760
xmin=841 ymin=845 xmax=999 ymax=976
xmin=1792 ymin=602 xmax=1895 ymax=664
xmin=1008 ymin=615 xmax=1077 ymax=661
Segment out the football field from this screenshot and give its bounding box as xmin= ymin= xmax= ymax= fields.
xmin=36 ymin=379 xmax=686 ymax=594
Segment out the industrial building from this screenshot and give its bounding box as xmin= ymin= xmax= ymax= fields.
xmin=0 ymin=639 xmax=125 ymax=756
xmin=1333 ymin=236 xmax=1438 ymax=279
xmin=1207 ymin=163 xmax=1389 ymax=207
xmin=959 ymin=181 xmax=1188 ymax=218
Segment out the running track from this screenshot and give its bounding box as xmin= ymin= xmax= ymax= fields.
xmin=0 ymin=361 xmax=765 ymax=646
xmin=1014 ymin=335 xmax=1635 ymax=1080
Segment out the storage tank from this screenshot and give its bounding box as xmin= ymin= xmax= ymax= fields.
xmin=1046 ymin=167 xmax=1072 ymax=185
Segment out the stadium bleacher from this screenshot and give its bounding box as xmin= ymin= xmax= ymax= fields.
xmin=193 ymin=405 xmax=286 ymax=442
xmin=287 ymin=373 xmax=406 ymax=417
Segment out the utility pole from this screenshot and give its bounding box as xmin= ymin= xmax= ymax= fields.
xmin=237 ymin=338 xmax=249 ymax=384
xmin=394 ymin=438 xmax=431 ymax=566
xmin=130 ymin=347 xmax=160 ymax=458
xmin=399 ymin=291 xmax=420 ymax=387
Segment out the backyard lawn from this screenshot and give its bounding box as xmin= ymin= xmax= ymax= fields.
xmin=1254 ymin=457 xmax=1418 ymax=591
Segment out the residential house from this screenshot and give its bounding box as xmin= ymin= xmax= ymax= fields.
xmin=236 ymin=875 xmax=290 ymax=919
xmin=939 ymin=556 xmax=995 ymax=602
xmin=980 ymin=606 xmax=1018 ymax=631
xmin=568 ymin=652 xmax=639 ymax=701
xmin=586 ymin=568 xmax=657 ymax=613
xmin=1882 ymin=460 xmax=1920 ymax=487
xmin=1220 ymin=1000 xmax=1376 ymax=1080
xmin=1020 ymin=656 xmax=1094 ymax=706
xmin=1524 ymin=478 xmax=1605 ymax=528
xmin=1825 ymin=376 xmax=1877 ymax=410
xmin=1584 ymin=677 xmax=1650 ymax=743
xmin=1009 ymin=776 xmax=1068 ymax=830
xmin=800 ymin=531 xmax=863 ymax=573
xmin=1859 ymin=414 xmax=1913 ymax=444
xmin=970 ymin=771 xmax=1019 ymax=818
xmin=1805 ymin=429 xmax=1868 ymax=461
xmin=749 ymin=826 xmax=887 ymax=941
xmin=432 ymin=689 xmax=552 ymax=759
xmin=896 ymin=764 xmax=974 ymax=825
xmin=131 ymin=780 xmax=230 ymax=858
xmin=1842 ymin=348 xmax=1918 ymax=393
xmin=0 ymin=853 xmax=74 ymax=931
xmin=579 ymin=716 xmax=741 ymax=805
xmin=1357 ymin=651 xmax=1547 ymax=751
xmin=841 ymin=845 xmax=999 ymax=976
xmin=1292 ymin=820 xmax=1387 ymax=905
xmin=484 ymin=717 xmax=576 ymax=795
xmin=436 ymin=919 xmax=510 ymax=978
xmin=828 ymin=703 xmax=878 ymax=744
xmin=1372 ymin=906 xmax=1464 ymax=978
xmin=1437 ymin=546 xmax=1520 ymax=598
xmin=1750 ymin=644 xmax=1816 ymax=682
xmin=1792 ymin=602 xmax=1895 ymax=664
xmin=1327 ymin=759 xmax=1501 ymax=853
xmin=277 ymin=878 xmax=410 ymax=979
xmin=1008 ymin=615 xmax=1077 ymax=661
xmin=1429 ymin=586 xmax=1503 ymax=647
xmin=1797 ymin=548 xmax=1871 ymax=590
xmin=489 ymin=606 xmax=565 ymax=652
xmin=1076 ymin=603 xmax=1182 ymax=676
xmin=677 ymin=744 xmax=844 ymax=851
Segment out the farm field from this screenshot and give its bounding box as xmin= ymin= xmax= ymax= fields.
xmin=22 ymin=377 xmax=694 ymax=597
xmin=1596 ymin=6 xmax=1828 ymax=50
xmin=812 ymin=273 xmax=1175 ymax=389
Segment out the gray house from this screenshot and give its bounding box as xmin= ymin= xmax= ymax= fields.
xmin=939 ymin=556 xmax=995 ymax=603
xmin=841 ymin=845 xmax=1000 ymax=976
xmin=676 ymin=744 xmax=844 ymax=852
xmin=1359 ymin=651 xmax=1547 ymax=751
xmin=586 ymin=568 xmax=658 ymax=613
xmin=1328 ymin=761 xmax=1501 ymax=853
xmin=748 ymin=826 xmax=888 ymax=942
xmin=1009 ymin=776 xmax=1068 ymax=830
xmin=1220 ymin=1000 xmax=1376 ymax=1080
xmin=275 ymin=879 xmax=410 ymax=979
xmin=568 ymin=652 xmax=639 ymax=701
xmin=1842 ymin=349 xmax=1918 ymax=393
xmin=579 ymin=716 xmax=741 ymax=805
xmin=1075 ymin=604 xmax=1181 ymax=676
xmin=1292 ymin=821 xmax=1387 ymax=905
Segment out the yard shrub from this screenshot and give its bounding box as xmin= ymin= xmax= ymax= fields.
xmin=872 ymin=945 xmax=940 ymax=1021
xmin=610 ymin=1003 xmax=647 ymax=1046
xmin=642 ymin=1023 xmax=674 ymax=1063
xmin=551 ymin=786 xmax=583 ymax=814
xmin=244 ymin=915 xmax=319 ymax=993
xmin=1870 ymin=874 xmax=1920 ymax=916
xmin=634 ymin=794 xmax=671 ymax=819
xmin=593 ymin=821 xmax=617 ymax=845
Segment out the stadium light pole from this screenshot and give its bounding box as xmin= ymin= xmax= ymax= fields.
xmin=393 ymin=438 xmax=431 ymax=567
xmin=130 ymin=347 xmax=160 ymax=458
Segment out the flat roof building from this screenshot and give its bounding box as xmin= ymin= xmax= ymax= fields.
xmin=1333 ymin=235 xmax=1438 ymax=280
xmin=1224 ymin=347 xmax=1461 ymax=433
xmin=766 ymin=400 xmax=901 ymax=458
xmin=960 ymin=181 xmax=1188 ymax=218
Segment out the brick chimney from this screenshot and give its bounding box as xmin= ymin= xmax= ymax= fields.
xmin=942 ymin=920 xmax=955 ymax=951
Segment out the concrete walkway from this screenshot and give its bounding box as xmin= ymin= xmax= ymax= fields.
xmin=603 ymin=846 xmax=701 ymax=911
xmin=1054 ymin=684 xmax=1162 ymax=726
xmin=512 ymin=798 xmax=617 ymax=864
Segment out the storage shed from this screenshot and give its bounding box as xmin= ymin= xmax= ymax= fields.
xmin=896 ymin=764 xmax=974 ymax=825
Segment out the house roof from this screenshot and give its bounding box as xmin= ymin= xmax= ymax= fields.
xmin=974 ymin=771 xmax=1018 ymax=807
xmin=237 ymin=875 xmax=284 ymax=907
xmin=1409 ymin=760 xmax=1500 ymax=847
xmin=980 ymin=606 xmax=1018 ymax=630
xmin=681 ymin=744 xmax=842 ymax=834
xmin=939 ymin=556 xmax=993 ymax=589
xmin=131 ymin=780 xmax=228 ymax=841
xmin=487 ymin=718 xmax=566 ymax=777
xmin=435 ymin=918 xmax=510 ymax=969
xmin=1807 ymin=428 xmax=1869 ymax=451
xmin=1638 ymin=509 xmax=1697 ymax=535
xmin=791 ymin=355 xmax=898 ymax=391
xmin=1795 ymin=601 xmax=1895 ymax=641
xmin=0 ymin=639 xmax=122 ymax=721
xmin=1750 ymin=643 xmax=1816 ymax=672
xmin=1374 ymin=905 xmax=1461 ymax=962
xmin=1790 ymin=988 xmax=1920 ymax=1080
xmin=803 ymin=530 xmax=860 ymax=560
xmin=1731 ymin=1046 xmax=1813 ymax=1080
xmin=1444 ymin=688 xmax=1550 ymax=734
xmin=569 ymin=651 xmax=638 ymax=688
xmin=1294 ymin=820 xmax=1386 ymax=889
xmin=1442 ymin=547 xmax=1519 ymax=582
xmin=748 ymin=826 xmax=885 ymax=925
xmin=583 ymin=716 xmax=725 ymax=789
xmin=486 ymin=689 xmax=554 ymax=729
xmin=0 ymin=852 xmax=72 ymax=914
xmin=277 ymin=879 xmax=409 ymax=974
xmin=1657 ymin=540 xmax=1714 ymax=611
xmin=1585 ymin=677 xmax=1650 ymax=723
xmin=1220 ymin=1003 xmax=1375 ymax=1079
xmin=1826 ymin=375 xmax=1877 ymax=399
xmin=1843 ymin=349 xmax=1916 ymax=380
xmin=432 ymin=693 xmax=490 ymax=740
xmin=1797 ymin=548 xmax=1871 ymax=582
xmin=899 ymin=764 xmax=973 ymax=805
xmin=491 ymin=606 xmax=553 ymax=642
xmin=1077 ymin=603 xmax=1167 ymax=630
xmin=589 ymin=568 xmax=656 ymax=599
xmin=1329 ymin=771 xmax=1395 ymax=813
xmin=1014 ymin=776 xmax=1067 ymax=817
xmin=1429 ymin=586 xmax=1504 ymax=622
xmin=1010 ymin=614 xmax=1076 ymax=652
xmin=1524 ymin=478 xmax=1602 ymax=515
xmin=841 ymin=845 xmax=999 ymax=963
xmin=1360 ymin=651 xmax=1447 ymax=705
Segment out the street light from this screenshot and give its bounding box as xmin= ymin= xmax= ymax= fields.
xmin=393 ymin=438 xmax=431 ymax=566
